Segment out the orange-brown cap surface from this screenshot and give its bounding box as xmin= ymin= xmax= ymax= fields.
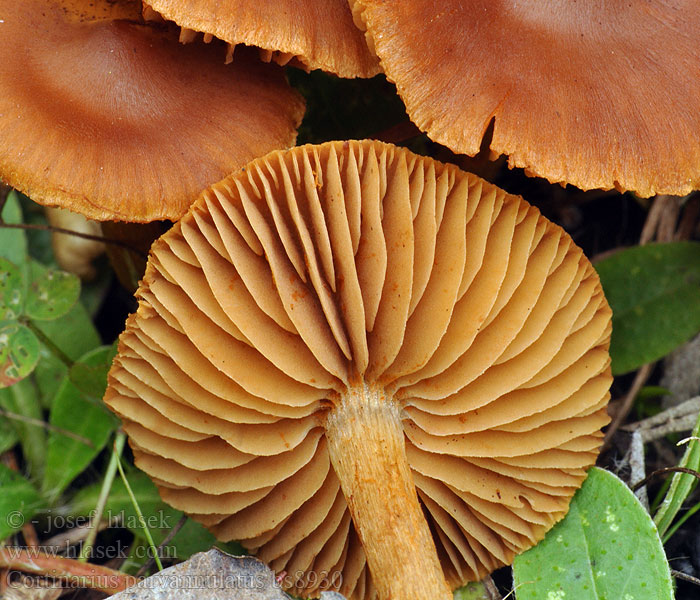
xmin=349 ymin=0 xmax=700 ymax=196
xmin=143 ymin=0 xmax=380 ymax=78
xmin=0 ymin=0 xmax=305 ymax=222
xmin=105 ymin=140 xmax=612 ymax=599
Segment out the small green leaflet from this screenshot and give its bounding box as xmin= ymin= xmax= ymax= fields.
xmin=595 ymin=241 xmax=700 ymax=375
xmin=513 ymin=467 xmax=672 ymax=600
xmin=0 ymin=258 xmax=24 ymax=320
xmin=25 ymin=264 xmax=80 ymax=321
xmin=0 ymin=258 xmax=82 ymax=388
xmin=0 ymin=323 xmax=40 ymax=387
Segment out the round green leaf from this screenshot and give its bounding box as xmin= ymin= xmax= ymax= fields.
xmin=0 ymin=323 xmax=40 ymax=387
xmin=513 ymin=467 xmax=673 ymax=600
xmin=0 ymin=257 xmax=24 ymax=321
xmin=595 ymin=241 xmax=700 ymax=375
xmin=25 ymin=266 xmax=80 ymax=321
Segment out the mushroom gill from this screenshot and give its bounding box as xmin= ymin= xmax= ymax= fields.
xmin=141 ymin=0 xmax=381 ymax=77
xmin=105 ymin=140 xmax=612 ymax=599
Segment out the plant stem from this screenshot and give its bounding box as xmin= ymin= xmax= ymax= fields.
xmin=654 ymin=409 xmax=700 ymax=538
xmin=80 ymin=431 xmax=126 ymax=562
xmin=21 ymin=317 xmax=73 ymax=368
xmin=115 ymin=444 xmax=164 ymax=571
xmin=324 ymin=383 xmax=451 ymax=600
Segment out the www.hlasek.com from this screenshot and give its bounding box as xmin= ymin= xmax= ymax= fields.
xmin=4 ymin=541 xmax=177 ymax=561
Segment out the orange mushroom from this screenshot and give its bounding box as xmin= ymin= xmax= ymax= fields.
xmin=105 ymin=140 xmax=612 ymax=599
xmin=142 ymin=0 xmax=380 ymax=77
xmin=349 ymin=1 xmax=700 ymax=196
xmin=0 ymin=0 xmax=305 ymax=222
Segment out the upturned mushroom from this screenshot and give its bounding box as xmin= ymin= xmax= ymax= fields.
xmin=348 ymin=1 xmax=700 ymax=197
xmin=141 ymin=0 xmax=380 ymax=77
xmin=0 ymin=0 xmax=304 ymax=222
xmin=104 ymin=140 xmax=612 ymax=599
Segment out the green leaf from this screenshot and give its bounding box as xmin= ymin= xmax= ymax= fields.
xmin=25 ymin=264 xmax=80 ymax=321
xmin=33 ymin=301 xmax=100 ymax=361
xmin=595 ymin=242 xmax=700 ymax=375
xmin=33 ymin=301 xmax=101 ymax=408
xmin=42 ymin=345 xmax=119 ymax=502
xmin=0 ymin=191 xmax=28 ymax=265
xmin=68 ymin=342 xmax=116 ymax=399
xmin=0 ymin=323 xmax=40 ymax=387
xmin=0 ymin=258 xmax=25 ymax=321
xmin=0 ymin=378 xmax=46 ymax=480
xmin=0 ymin=463 xmax=43 ymax=541
xmin=69 ymin=471 xmax=220 ymax=561
xmin=513 ymin=467 xmax=673 ymax=600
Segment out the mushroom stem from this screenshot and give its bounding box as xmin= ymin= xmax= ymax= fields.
xmin=325 ymin=383 xmax=451 ymax=600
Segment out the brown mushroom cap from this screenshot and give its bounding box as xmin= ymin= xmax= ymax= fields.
xmin=142 ymin=0 xmax=380 ymax=78
xmin=349 ymin=1 xmax=700 ymax=196
xmin=105 ymin=140 xmax=612 ymax=599
xmin=0 ymin=0 xmax=305 ymax=222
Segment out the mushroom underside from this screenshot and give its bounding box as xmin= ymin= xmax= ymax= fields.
xmin=105 ymin=140 xmax=612 ymax=599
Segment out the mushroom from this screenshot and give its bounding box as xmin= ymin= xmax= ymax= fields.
xmin=348 ymin=1 xmax=700 ymax=197
xmin=142 ymin=0 xmax=380 ymax=77
xmin=104 ymin=140 xmax=612 ymax=599
xmin=0 ymin=0 xmax=305 ymax=222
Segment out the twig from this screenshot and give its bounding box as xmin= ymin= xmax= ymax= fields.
xmin=482 ymin=575 xmax=503 ymax=600
xmin=136 ymin=514 xmax=187 ymax=577
xmin=676 ymin=194 xmax=700 ymax=241
xmin=604 ymin=363 xmax=654 ymax=448
xmin=0 ymin=408 xmax=94 ymax=448
xmin=640 ymin=195 xmax=670 ymax=244
xmin=626 ymin=431 xmax=649 ymax=510
xmin=0 ymin=548 xmax=138 ymax=594
xmin=632 ymin=467 xmax=700 ymax=492
xmin=0 ymin=221 xmax=148 ymax=261
xmin=622 ymin=396 xmax=700 ymax=444
xmin=671 ymin=569 xmax=700 ymax=587
xmin=658 ymin=196 xmax=681 ymax=242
